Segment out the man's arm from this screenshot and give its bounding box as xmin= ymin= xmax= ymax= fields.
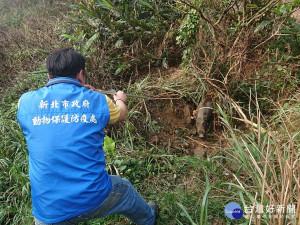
xmin=113 ymin=91 xmax=127 ymax=122
xmin=84 ymin=84 xmax=127 ymax=123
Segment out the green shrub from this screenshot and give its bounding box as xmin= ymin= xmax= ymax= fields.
xmin=176 ymin=0 xmax=300 ymax=105
xmin=62 ymin=0 xmax=180 ymax=84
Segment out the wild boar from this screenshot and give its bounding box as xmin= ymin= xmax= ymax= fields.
xmin=195 ymin=97 xmax=213 ymax=138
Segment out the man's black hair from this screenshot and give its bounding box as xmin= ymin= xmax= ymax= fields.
xmin=46 ymin=48 xmax=86 ymax=79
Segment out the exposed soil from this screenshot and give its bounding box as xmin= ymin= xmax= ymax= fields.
xmin=148 ymin=99 xmax=226 ymax=156
xmin=143 ymin=68 xmax=228 ymax=158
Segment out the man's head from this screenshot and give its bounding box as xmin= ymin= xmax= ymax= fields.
xmin=46 ymin=48 xmax=86 ymax=80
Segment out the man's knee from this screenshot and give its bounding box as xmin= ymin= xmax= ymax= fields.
xmin=110 ymin=175 xmax=132 ymax=187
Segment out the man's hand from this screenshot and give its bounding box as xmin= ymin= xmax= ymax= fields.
xmin=113 ymin=91 xmax=127 ymax=103
xmin=84 ymin=84 xmax=96 ymax=91
xmin=113 ymin=91 xmax=127 ymax=122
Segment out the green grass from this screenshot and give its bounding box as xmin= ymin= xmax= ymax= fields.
xmin=0 ymin=74 xmax=48 ymax=225
xmin=0 ymin=75 xmax=229 ymax=224
xmin=1 ymin=1 xmax=300 ymax=225
xmin=1 ymin=64 xmax=299 ymax=225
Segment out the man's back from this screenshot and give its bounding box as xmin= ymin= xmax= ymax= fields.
xmin=18 ymin=48 xmax=156 ymax=225
xmin=17 ymin=77 xmax=112 ymax=223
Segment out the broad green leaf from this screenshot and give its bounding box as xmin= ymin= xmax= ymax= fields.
xmin=84 ymin=33 xmax=99 ymax=53
xmin=115 ymin=67 xmax=123 ymax=75
xmin=61 ymin=34 xmax=78 ymax=42
xmin=115 ymin=39 xmax=123 ymax=48
xmin=139 ymin=0 xmax=153 ymax=9
xmin=96 ymin=1 xmax=111 ymax=10
xmin=66 ymin=3 xmax=97 ymax=19
xmin=102 ymin=0 xmax=114 ymax=9
xmin=64 ymin=3 xmax=81 ymax=10
xmin=37 ymin=49 xmax=50 ymax=55
xmin=30 ymin=70 xmax=47 ymax=74
xmin=196 ymin=0 xmax=203 ymax=7
xmin=279 ymin=29 xmax=296 ymax=34
xmin=119 ymin=165 xmax=127 ymax=171
xmin=104 ymin=136 xmax=115 ymax=153
xmin=254 ymin=20 xmax=271 ymax=33
xmin=247 ymin=4 xmax=258 ymax=8
xmin=60 ymin=37 xmax=68 ymax=43
xmin=146 ymin=52 xmax=157 ymax=59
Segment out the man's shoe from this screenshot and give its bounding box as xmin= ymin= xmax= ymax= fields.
xmin=148 ymin=201 xmax=159 ymax=223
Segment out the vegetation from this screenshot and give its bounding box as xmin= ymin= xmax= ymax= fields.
xmin=0 ymin=0 xmax=299 ymax=225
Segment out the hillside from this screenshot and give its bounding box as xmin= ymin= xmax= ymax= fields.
xmin=0 ymin=0 xmax=299 ymax=225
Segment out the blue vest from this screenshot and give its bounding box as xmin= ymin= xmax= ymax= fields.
xmin=17 ymin=77 xmax=112 ymax=223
